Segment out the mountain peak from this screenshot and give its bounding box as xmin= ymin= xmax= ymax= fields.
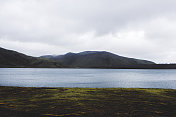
xmin=77 ymin=51 xmax=107 ymax=55
xmin=41 ymin=50 xmax=155 ymax=68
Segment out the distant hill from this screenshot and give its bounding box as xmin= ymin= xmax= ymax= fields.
xmin=0 ymin=47 xmax=62 ymax=68
xmin=2 ymin=47 xmax=176 ymax=69
xmin=41 ymin=51 xmax=155 ymax=68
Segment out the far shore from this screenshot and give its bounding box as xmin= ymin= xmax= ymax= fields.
xmin=2 ymin=64 xmax=176 ymax=69
xmin=0 ymin=86 xmax=176 ymax=117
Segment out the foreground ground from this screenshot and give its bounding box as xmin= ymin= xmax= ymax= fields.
xmin=0 ymin=87 xmax=176 ymax=117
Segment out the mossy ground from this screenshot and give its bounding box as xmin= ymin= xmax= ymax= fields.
xmin=0 ymin=86 xmax=176 ymax=117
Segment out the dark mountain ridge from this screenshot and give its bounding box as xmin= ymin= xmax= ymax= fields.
xmin=1 ymin=47 xmax=176 ymax=69
xmin=0 ymin=47 xmax=62 ymax=68
xmin=41 ymin=51 xmax=155 ymax=68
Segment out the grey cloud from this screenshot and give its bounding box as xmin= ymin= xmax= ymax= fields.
xmin=0 ymin=0 xmax=176 ymax=63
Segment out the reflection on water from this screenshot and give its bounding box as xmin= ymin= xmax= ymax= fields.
xmin=0 ymin=68 xmax=176 ymax=89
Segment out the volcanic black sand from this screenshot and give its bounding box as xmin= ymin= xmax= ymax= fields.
xmin=0 ymin=86 xmax=176 ymax=117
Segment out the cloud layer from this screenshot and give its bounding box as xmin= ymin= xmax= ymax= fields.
xmin=0 ymin=0 xmax=176 ymax=63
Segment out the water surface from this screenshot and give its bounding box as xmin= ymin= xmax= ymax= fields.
xmin=0 ymin=68 xmax=176 ymax=89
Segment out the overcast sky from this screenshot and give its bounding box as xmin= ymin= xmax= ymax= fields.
xmin=0 ymin=0 xmax=176 ymax=63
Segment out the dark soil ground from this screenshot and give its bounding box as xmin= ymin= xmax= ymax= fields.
xmin=0 ymin=86 xmax=176 ymax=117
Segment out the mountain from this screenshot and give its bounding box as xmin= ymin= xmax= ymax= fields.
xmin=41 ymin=51 xmax=155 ymax=68
xmin=2 ymin=47 xmax=176 ymax=69
xmin=0 ymin=47 xmax=62 ymax=68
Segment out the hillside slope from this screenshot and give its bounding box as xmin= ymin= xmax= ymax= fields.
xmin=0 ymin=47 xmax=62 ymax=68
xmin=41 ymin=51 xmax=155 ymax=68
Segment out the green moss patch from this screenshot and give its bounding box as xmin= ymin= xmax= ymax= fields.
xmin=0 ymin=87 xmax=176 ymax=117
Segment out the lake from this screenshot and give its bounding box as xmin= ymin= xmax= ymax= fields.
xmin=0 ymin=68 xmax=176 ymax=89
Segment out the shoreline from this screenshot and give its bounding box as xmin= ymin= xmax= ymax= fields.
xmin=1 ymin=85 xmax=176 ymax=90
xmin=0 ymin=86 xmax=176 ymax=117
xmin=1 ymin=67 xmax=176 ymax=69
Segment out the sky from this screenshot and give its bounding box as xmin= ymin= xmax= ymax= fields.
xmin=0 ymin=0 xmax=176 ymax=63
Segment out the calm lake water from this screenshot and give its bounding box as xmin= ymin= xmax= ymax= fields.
xmin=0 ymin=68 xmax=176 ymax=89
